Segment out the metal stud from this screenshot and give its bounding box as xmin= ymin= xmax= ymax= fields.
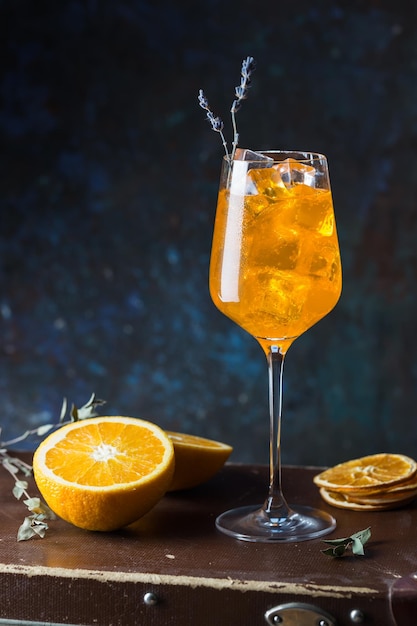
xmin=350 ymin=609 xmax=365 ymax=623
xmin=143 ymin=592 xmax=159 ymax=606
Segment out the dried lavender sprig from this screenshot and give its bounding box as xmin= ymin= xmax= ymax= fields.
xmin=198 ymin=56 xmax=256 ymax=163
xmin=198 ymin=90 xmax=228 ymax=159
xmin=231 ymin=56 xmax=256 ymax=112
xmin=230 ymin=56 xmax=256 ymax=160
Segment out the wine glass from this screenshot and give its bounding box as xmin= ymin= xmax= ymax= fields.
xmin=209 ymin=150 xmax=342 ymax=542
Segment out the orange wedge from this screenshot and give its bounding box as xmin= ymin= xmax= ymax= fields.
xmin=33 ymin=416 xmax=175 ymax=531
xmin=167 ymin=431 xmax=233 ymax=491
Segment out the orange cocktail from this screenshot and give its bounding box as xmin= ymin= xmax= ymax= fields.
xmin=209 ymin=150 xmax=342 ymax=542
xmin=210 ymin=155 xmax=341 ymax=353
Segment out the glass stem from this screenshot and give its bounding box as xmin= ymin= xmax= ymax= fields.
xmin=265 ymin=344 xmax=291 ymax=518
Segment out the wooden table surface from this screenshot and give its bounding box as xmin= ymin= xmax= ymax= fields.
xmin=0 ymin=456 xmax=416 ymax=625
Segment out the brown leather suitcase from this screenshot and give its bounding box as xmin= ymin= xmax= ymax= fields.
xmin=0 ymin=458 xmax=415 ymax=625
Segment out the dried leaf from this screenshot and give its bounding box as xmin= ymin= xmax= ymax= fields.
xmin=77 ymin=393 xmax=106 ymax=420
xmin=17 ymin=516 xmax=49 ymax=541
xmin=351 ymin=538 xmax=365 ymax=556
xmin=12 ymin=480 xmax=28 ymax=500
xmin=23 ymin=497 xmax=56 ymax=519
xmin=17 ymin=517 xmax=37 ymax=541
xmin=322 ymin=544 xmax=346 ymax=557
xmin=59 ymin=397 xmax=68 ymax=422
xmin=321 ymin=527 xmax=371 ymax=558
xmin=351 ymin=527 xmax=372 ymax=545
xmin=36 ymin=424 xmax=54 ymax=436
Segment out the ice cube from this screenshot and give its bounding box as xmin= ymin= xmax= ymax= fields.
xmin=234 ymin=148 xmax=274 ymax=167
xmin=242 ymin=269 xmax=310 ymax=326
xmin=292 ymin=187 xmax=332 ymax=232
xmin=266 ymin=275 xmax=310 ymax=323
xmin=248 ymin=166 xmax=288 ymax=198
xmin=229 ymin=150 xmax=274 ymax=196
xmin=309 ymin=245 xmax=340 ymax=282
xmin=248 ymin=223 xmax=300 ymax=271
xmin=244 ymin=193 xmax=271 ymax=220
xmin=277 ymin=158 xmax=315 ymax=188
xmin=232 ymin=150 xmax=288 ymax=205
xmin=298 ymin=239 xmax=340 ymax=282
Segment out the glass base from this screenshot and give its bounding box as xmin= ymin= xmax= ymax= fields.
xmin=215 ymin=504 xmax=336 ymax=543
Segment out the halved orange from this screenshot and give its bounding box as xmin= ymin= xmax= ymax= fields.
xmin=313 ymin=453 xmax=417 ymax=493
xmin=167 ymin=431 xmax=233 ymax=491
xmin=33 ymin=416 xmax=175 ymax=531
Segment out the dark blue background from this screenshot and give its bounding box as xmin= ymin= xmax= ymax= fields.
xmin=1 ymin=0 xmax=417 ymax=466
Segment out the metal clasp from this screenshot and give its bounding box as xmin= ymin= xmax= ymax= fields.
xmin=265 ymin=602 xmax=337 ymax=626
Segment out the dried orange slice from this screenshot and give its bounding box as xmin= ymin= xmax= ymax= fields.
xmin=383 ymin=473 xmax=417 ymax=493
xmin=167 ymin=431 xmax=233 ymax=491
xmin=346 ymin=473 xmax=417 ymax=498
xmin=33 ymin=416 xmax=175 ymax=531
xmin=314 ymin=453 xmax=417 ymax=493
xmin=349 ymin=489 xmax=417 ymax=506
xmin=318 ymin=488 xmax=414 ymax=511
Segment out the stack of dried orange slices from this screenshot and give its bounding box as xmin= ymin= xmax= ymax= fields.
xmin=313 ymin=453 xmax=417 ymax=511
